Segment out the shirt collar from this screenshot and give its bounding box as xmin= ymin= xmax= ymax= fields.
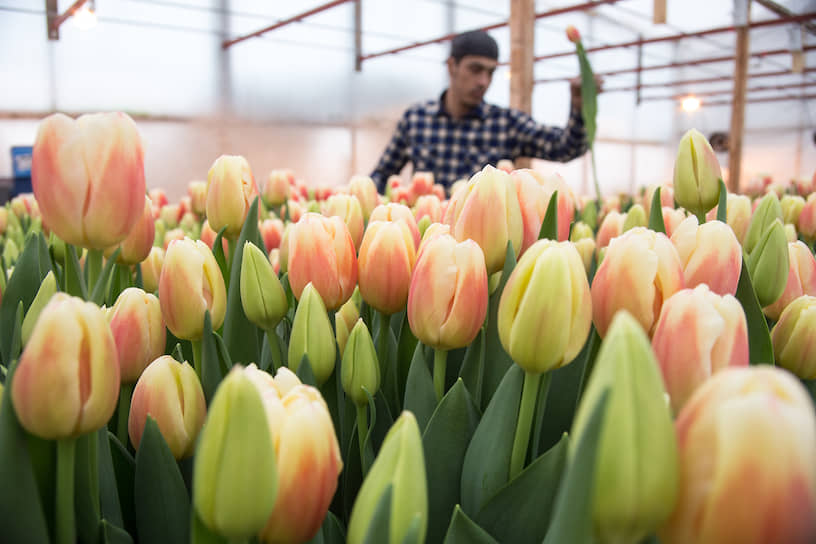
xmin=436 ymin=90 xmax=487 ymax=120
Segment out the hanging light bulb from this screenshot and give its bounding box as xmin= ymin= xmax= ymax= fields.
xmin=681 ymin=95 xmax=701 ymax=112
xmin=73 ymin=1 xmax=97 ymax=31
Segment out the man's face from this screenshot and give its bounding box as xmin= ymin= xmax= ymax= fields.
xmin=448 ymin=55 xmax=498 ymax=107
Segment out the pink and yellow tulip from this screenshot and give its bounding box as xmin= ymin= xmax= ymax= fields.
xmin=206 ymin=154 xmax=259 ymax=239
xmin=763 ymin=240 xmax=816 ymax=320
xmin=108 ymin=287 xmax=166 ymax=384
xmin=358 ymin=220 xmax=416 ymax=315
xmin=671 ymin=217 xmax=741 ymax=296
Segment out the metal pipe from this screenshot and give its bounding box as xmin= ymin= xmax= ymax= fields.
xmin=49 ymin=0 xmax=89 ymax=35
xmin=641 ymin=80 xmax=816 ymax=101
xmin=702 ymin=93 xmax=816 ymax=106
xmin=603 ymin=68 xmax=816 ymax=92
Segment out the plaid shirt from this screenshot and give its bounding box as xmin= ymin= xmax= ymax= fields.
xmin=371 ymin=91 xmax=588 ymax=192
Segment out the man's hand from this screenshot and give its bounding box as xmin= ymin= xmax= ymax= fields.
xmin=569 ymin=75 xmax=604 ymax=108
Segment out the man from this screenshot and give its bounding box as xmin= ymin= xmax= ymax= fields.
xmin=370 ymin=30 xmax=592 ymax=193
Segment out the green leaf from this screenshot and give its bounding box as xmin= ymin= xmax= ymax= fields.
xmin=403 ymin=343 xmax=436 ymax=432
xmin=211 ymin=226 xmax=229 ymax=288
xmin=443 ymin=505 xmax=497 ymax=544
xmin=735 ymin=259 xmax=774 ymax=365
xmin=297 ymin=354 xmax=318 ymax=387
xmin=648 ymin=187 xmax=666 ymax=234
xmin=422 ymin=380 xmax=481 ymax=544
xmin=362 ymin=484 xmax=394 ymax=544
xmin=528 ymin=371 xmax=553 ymax=460
xmin=481 ymin=243 xmax=516 ymax=410
xmin=306 ymin=512 xmax=346 ymax=544
xmin=396 ymin=311 xmax=419 ymax=404
xmin=576 ymin=42 xmax=598 ymax=149
xmin=458 ymin=329 xmax=486 ymax=407
xmin=200 ymin=311 xmax=226 ymax=404
xmin=716 ymin=179 xmax=728 ymax=223
xmin=4 ymin=302 xmax=23 ymax=375
xmin=75 ymin=432 xmax=102 ymax=544
xmin=171 ymin=343 xmax=186 ymax=364
xmin=63 ymin=244 xmax=88 ymax=299
xmin=90 ymin=247 xmax=121 ymax=305
xmin=98 ymin=519 xmax=134 ymax=544
xmin=134 ymin=417 xmax=190 ymax=544
xmin=97 ymin=427 xmax=124 ymax=528
xmin=222 ymin=198 xmax=262 ymax=365
xmin=539 ymin=191 xmax=559 ymax=240
xmin=460 ymin=364 xmax=523 ymax=516
xmin=376 ymin=316 xmax=401 ymax=416
xmin=542 ymin=390 xmax=610 ymax=544
xmin=108 ymin=432 xmax=136 ymax=537
xmin=476 ymin=435 xmax=568 ymax=544
xmin=369 ymin=390 xmax=395 ymax=454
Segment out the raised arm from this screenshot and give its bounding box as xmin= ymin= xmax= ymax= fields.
xmin=371 ymin=114 xmax=411 ymax=192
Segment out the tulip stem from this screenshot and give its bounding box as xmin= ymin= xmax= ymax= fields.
xmin=433 ymin=349 xmax=448 ymax=402
xmin=191 ymin=339 xmax=202 ymax=379
xmin=509 ymin=370 xmax=543 ymax=480
xmin=86 ymin=248 xmax=104 ymax=297
xmin=694 ymin=210 xmax=706 ymax=224
xmin=356 ymin=403 xmax=370 ymax=476
xmin=56 ymin=437 xmax=77 ymax=544
xmin=116 ymin=383 xmax=134 ymax=448
xmin=266 ymin=330 xmax=282 ymax=371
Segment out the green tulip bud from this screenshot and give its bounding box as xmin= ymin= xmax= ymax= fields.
xmin=341 ymin=318 xmax=381 ymax=406
xmin=288 ymin=282 xmax=336 ymax=385
xmin=240 ymin=241 xmax=288 ymax=331
xmin=417 ymin=215 xmax=432 ymax=239
xmin=48 ymin=231 xmax=66 ymax=264
xmin=21 ymin=270 xmax=57 ymax=345
xmin=3 ymin=237 xmax=19 ymax=266
xmin=571 ymin=310 xmax=678 ymax=544
xmin=348 ymin=411 xmax=428 ymax=544
xmin=780 ymin=195 xmax=806 ymax=226
xmin=193 ymin=366 xmax=278 ymax=539
xmin=153 ymin=218 xmax=167 ymax=247
xmin=622 ymin=204 xmax=647 ymax=232
xmin=743 ymin=193 xmax=782 ymax=256
xmin=570 ymin=220 xmax=594 ymax=242
xmin=672 ymin=129 xmax=722 ymax=218
xmin=307 ymin=200 xmax=321 ymax=214
xmin=747 ymin=219 xmax=789 ymax=307
xmin=772 ymin=295 xmax=816 ymax=379
xmin=581 ymin=200 xmax=599 ymax=231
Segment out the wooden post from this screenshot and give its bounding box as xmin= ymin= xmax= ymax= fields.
xmin=653 ymin=0 xmax=667 ymax=24
xmin=728 ymin=1 xmax=750 ymax=193
xmin=354 ymin=0 xmax=362 ymax=71
xmin=510 ymin=0 xmax=534 ymax=169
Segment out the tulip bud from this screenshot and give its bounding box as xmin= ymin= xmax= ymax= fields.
xmin=781 ymin=195 xmax=806 ymax=226
xmin=772 ymin=295 xmax=816 ymax=379
xmin=358 ymin=220 xmax=416 ymax=315
xmin=188 ymin=180 xmax=207 ymax=216
xmin=672 ymin=129 xmax=722 ymax=219
xmin=140 ymin=246 xmax=164 ymax=293
xmin=370 ymin=203 xmax=421 ymax=249
xmin=108 ymin=287 xmax=166 ymax=384
xmin=3 ymin=235 xmax=20 ymax=266
xmin=622 ymin=204 xmax=648 ymax=232
xmin=341 ymin=319 xmax=381 ymax=406
xmin=162 ymin=227 xmax=185 ymax=251
xmin=193 ymin=366 xmax=278 ymax=539
xmin=743 ymin=192 xmax=782 ymax=255
xmin=572 ymin=311 xmax=678 ymax=544
xmin=159 ymin=204 xmax=181 ymax=229
xmin=797 ymin=193 xmax=816 ymax=240
xmin=11 ymin=293 xmax=120 ymax=439
xmin=595 ymin=210 xmax=624 ymax=253
xmin=671 ymin=216 xmax=741 ymax=296
xmin=566 ymin=24 xmax=581 ymax=43
xmin=21 ymin=270 xmax=57 ymax=345
xmin=288 ymin=283 xmax=336 ymax=386
xmin=413 ymin=195 xmax=443 ymax=224
xmin=347 ymin=412 xmax=427 ymax=544
xmin=498 ymin=240 xmax=591 ymax=373
xmin=240 ymin=242 xmax=288 ymax=332
xmin=660 ymin=366 xmax=816 ymax=544
xmin=348 ymin=175 xmax=380 ymax=221
xmin=763 ymin=241 xmax=816 ymax=321
xmin=570 ymin=221 xmax=594 ymax=242
xmin=324 ymin=194 xmax=365 ymax=251
xmin=785 ymin=223 xmax=797 ymax=243
xmin=747 ymin=219 xmax=789 ymax=307
xmin=159 ymin=238 xmax=227 ymax=340
xmin=206 ymin=155 xmax=258 ymax=239
xmin=128 ymin=356 xmax=205 ymax=459
xmin=661 ymin=206 xmax=687 ymax=238
xmin=263 ymin=169 xmax=293 ymax=208
xmin=574 ymin=237 xmax=596 ymax=274
xmin=108 ymin=196 xmax=155 ymax=265
xmin=335 ymin=295 xmax=360 ymax=356
xmin=259 ymin=218 xmax=284 ymax=253
xmin=268 ymin=248 xmax=281 ymax=276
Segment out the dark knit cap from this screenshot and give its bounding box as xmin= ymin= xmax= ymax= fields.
xmin=450 ymin=30 xmax=498 ymax=61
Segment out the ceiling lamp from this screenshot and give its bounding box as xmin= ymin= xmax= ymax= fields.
xmin=681 ymin=95 xmax=701 ymax=112
xmin=73 ymin=1 xmax=97 ymax=31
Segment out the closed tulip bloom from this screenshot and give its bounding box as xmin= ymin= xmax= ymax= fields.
xmin=128 ymin=356 xmax=205 ymax=459
xmin=498 ymin=240 xmax=591 ymax=373
xmin=595 ymin=210 xmax=625 ymax=253
xmin=259 ymin=218 xmax=284 ymax=253
xmin=417 ymin=222 xmax=451 ymax=256
xmin=574 ymin=238 xmax=596 ymax=275
xmin=348 ymin=175 xmax=380 ymax=221
xmin=188 ymin=180 xmax=207 ymax=216
xmin=369 ymin=203 xmax=421 ymax=249
xmin=592 ymin=227 xmax=684 ymax=338
xmin=661 ymin=366 xmax=816 ymax=544
xmin=263 ymin=169 xmax=293 ymax=208
xmin=31 ymin=112 xmax=146 ymax=250
xmin=718 ymin=193 xmax=753 ymax=243
xmin=162 ymin=227 xmax=185 ymax=251
xmin=106 ymin=196 xmax=155 ymax=265
xmin=671 ymin=216 xmax=741 ymax=296
xmin=652 ymin=285 xmax=749 ymax=414
xmin=797 ymin=193 xmax=816 ymax=240
xmin=566 ymin=24 xmax=581 ymax=42
xmin=20 ymin=270 xmax=58 ymax=346
xmin=673 ymin=129 xmax=722 ymax=218
xmin=288 ymin=283 xmax=337 ymax=386
xmin=148 ymin=188 xmax=168 ymax=209
xmin=510 ymin=169 xmax=547 ymax=254
xmin=781 ymin=194 xmax=806 ymax=226
xmin=413 ymin=194 xmax=443 ymax=224
xmin=341 ymin=319 xmax=381 ymax=406
xmin=747 ymin=219 xmax=789 ymax=308
xmin=206 ymin=155 xmax=259 ymax=239
xmin=444 ymin=165 xmax=523 ymax=274
xmin=335 ymin=295 xmax=360 ymax=357
xmin=140 ymin=246 xmax=164 ymax=293
xmin=324 ymin=194 xmax=365 ymax=251
xmin=661 ymin=206 xmax=688 ymax=238
xmin=287 ymin=213 xmax=358 ymax=311
xmin=240 ymin=242 xmax=288 ymax=332
xmin=763 ymin=241 xmax=816 ymax=320
xmin=12 ymin=293 xmax=120 ymax=439
xmin=408 ymin=234 xmax=488 ymax=351
xmin=358 ymin=220 xmax=416 ymax=315
xmin=772 ymin=295 xmax=816 ymax=379
xmin=623 ymin=204 xmax=648 ymax=232
xmin=159 ymin=203 xmax=182 ymax=229
xmin=159 ymin=238 xmax=227 ymax=340
xmin=785 ymin=223 xmax=798 ymax=243
xmin=743 ymin=192 xmax=782 ymax=255
xmin=108 ymin=288 xmax=166 ymax=384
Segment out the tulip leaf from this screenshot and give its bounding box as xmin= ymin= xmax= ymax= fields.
xmin=422 ymin=379 xmax=481 ymax=544
xmin=108 ymin=432 xmax=136 ymax=537
xmin=459 ymin=328 xmax=486 ymax=407
xmin=75 ymin=431 xmax=102 ymax=544
xmin=134 ymin=417 xmax=190 ymax=544
xmin=481 ymin=243 xmax=516 ymax=410
xmin=0 ymin=359 xmax=51 ymax=544
xmin=211 ymin=226 xmax=229 ymax=288
xmin=213 ymin=332 xmax=233 ymax=371
xmin=400 ymin=514 xmax=424 ymax=544
xmin=717 ymin=179 xmax=728 ymax=223
xmin=370 ymin=388 xmax=395 ymax=454
xmin=307 ymin=512 xmax=346 ymax=544
xmin=528 ymin=371 xmax=553 ymax=460
xmin=341 ymin=411 xmax=366 ymax=522
xmin=222 ymin=198 xmax=262 ymax=366
xmin=376 ymin=315 xmax=401 ymax=416
xmin=36 ymin=232 xmax=54 ymax=279
xmin=5 ymin=301 xmax=22 ymax=373
xmin=90 ymin=247 xmax=121 ymax=305
xmin=404 ymin=343 xmax=436 ymax=432
xmin=396 ymin=311 xmax=419 ymax=403
xmin=648 ymin=187 xmax=666 ymax=234
xmin=542 ymin=389 xmax=610 ymax=544
xmin=362 ymin=484 xmax=394 ymax=544
xmin=98 ymin=519 xmax=134 ymax=544
xmin=460 ymin=364 xmax=523 ymax=516
xmin=735 ymin=259 xmax=775 ymax=365
xmin=539 ymin=191 xmax=559 ymax=241
xmin=443 ymin=505 xmax=498 ymax=544
xmin=361 ymin=388 xmax=379 ymax=469
xmin=201 ymin=311 xmax=227 ymax=404
xmin=97 ymin=427 xmax=124 ymax=529
xmin=476 ymin=435 xmax=568 ymax=544
xmin=297 ymin=354 xmax=318 ymax=387
xmin=63 ymin=244 xmax=88 ymax=299
xmin=171 ymin=343 xmax=186 ymax=364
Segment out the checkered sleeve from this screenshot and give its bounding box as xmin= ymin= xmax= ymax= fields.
xmin=371 ymin=113 xmax=411 ymax=192
xmin=514 ymin=105 xmax=588 ymax=162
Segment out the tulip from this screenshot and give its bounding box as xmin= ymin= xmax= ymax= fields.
xmin=369 ymin=203 xmax=421 ymax=249
xmin=240 ymin=242 xmax=288 ymax=332
xmin=349 ymin=175 xmax=380 ymax=221
xmin=341 ymin=319 xmax=381 ymax=406
xmin=496 ymin=158 xmax=514 ymax=173
xmin=498 ymin=240 xmax=591 ymax=373
xmin=407 ymin=234 xmax=488 ymax=351
xmin=128 ymin=356 xmax=205 ymax=459
xmin=781 ymin=194 xmax=806 ymax=226
xmin=335 ymin=295 xmax=360 ymax=357
xmin=0 ymin=206 xmax=7 ymax=236
xmin=263 ymin=169 xmax=293 ymax=208
xmin=672 ymin=129 xmax=722 ymax=220
xmin=358 ymin=220 xmax=416 ymax=316
xmin=661 ymin=206 xmax=687 ymax=238
xmin=643 ymin=184 xmax=675 ymax=218
xmin=324 ymin=194 xmax=365 ymax=251
xmin=11 ymin=293 xmax=120 ymax=439
xmin=798 ymin=193 xmax=816 ymax=240
xmin=413 ymin=194 xmax=443 ymax=224
xmin=444 ymin=166 xmax=523 ymax=274
xmin=509 ymin=169 xmax=546 ymax=254
xmin=670 ymin=216 xmax=741 ymax=296
xmin=743 ymin=192 xmax=782 ymax=256
xmin=574 ymin=238 xmax=596 ymax=274
xmin=785 ymin=223 xmax=797 ymax=243
xmin=652 ymin=285 xmax=749 ymax=414
xmin=148 ymin=188 xmax=168 ymax=209
xmin=206 ymin=154 xmax=258 ymax=239
xmin=31 ymin=112 xmax=146 ymax=249
xmin=572 ymin=311 xmax=678 ymax=544
xmin=2 ymin=238 xmax=19 ymax=266
xmin=347 ymin=412 xmax=427 ymax=544
xmin=595 ymin=210 xmax=624 ymax=253
xmin=140 ymin=246 xmax=164 ymax=293
xmin=592 ymin=227 xmax=684 ymax=338
xmin=268 ymin=248 xmax=281 ymax=276
xmin=410 ymin=171 xmax=434 ymax=197
xmin=278 ymin=223 xmax=291 ymax=274
xmin=159 ymin=238 xmax=227 ymax=341
xmin=106 ymin=196 xmax=155 ymax=265
xmin=763 ymin=241 xmax=816 ymax=320
xmin=747 ymin=219 xmax=789 ymax=307
xmin=188 ymin=180 xmax=207 ymax=216
xmin=771 ymin=295 xmax=816 ymax=379
xmin=288 ymin=283 xmax=337 ymax=386
xmin=660 ymin=366 xmax=816 ymax=544
xmin=417 ymin=222 xmax=451 ymax=255
xmin=20 ymin=270 xmax=57 ymax=346
xmin=566 ymin=24 xmax=581 ymax=43
xmin=533 ymin=170 xmax=576 ymax=242
xmin=159 ymin=203 xmax=182 ymax=229
xmin=193 ymin=366 xmax=278 ymax=539
xmin=108 ymin=287 xmax=166 ymax=384
xmin=199 ymin=219 xmax=229 ymax=256
xmin=622 ymin=204 xmax=648 ymax=232
xmin=162 ymin=228 xmax=185 ymax=251
xmin=722 ymin=193 xmax=752 ymax=243
xmin=259 ymin=218 xmax=284 ymax=253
